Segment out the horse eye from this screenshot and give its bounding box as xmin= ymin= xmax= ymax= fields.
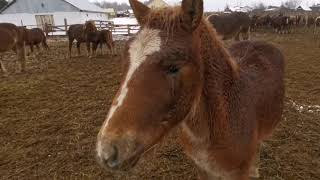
xmin=167 ymin=65 xmax=180 ymax=74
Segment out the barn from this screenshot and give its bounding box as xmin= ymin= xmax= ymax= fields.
xmin=147 ymin=0 xmax=179 ymax=9
xmin=0 ymin=0 xmax=107 ymax=29
xmin=147 ymin=0 xmax=169 ymax=9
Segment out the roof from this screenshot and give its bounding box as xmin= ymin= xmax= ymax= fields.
xmin=147 ymin=0 xmax=178 ymax=7
xmin=296 ymin=5 xmax=311 ymax=11
xmin=229 ymin=6 xmax=253 ymax=13
xmin=0 ymin=0 xmax=106 ymax=13
xmin=310 ymin=4 xmax=320 ymax=8
xmin=63 ymin=0 xmax=105 ymax=13
xmin=147 ymin=0 xmax=168 ymax=9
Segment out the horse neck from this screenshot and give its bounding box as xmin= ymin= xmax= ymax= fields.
xmin=183 ymin=21 xmax=238 ymax=144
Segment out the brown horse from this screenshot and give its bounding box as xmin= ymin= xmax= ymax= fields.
xmin=0 ymin=23 xmax=26 ymax=76
xmin=25 ymin=27 xmax=49 ymax=54
xmin=86 ymin=29 xmax=115 ymax=58
xmin=271 ymin=15 xmax=291 ymax=34
xmin=67 ymin=21 xmax=97 ymax=58
xmin=97 ymin=0 xmax=285 ymax=179
xmin=315 ymin=16 xmax=320 ymax=34
xmin=207 ymin=12 xmax=251 ymax=41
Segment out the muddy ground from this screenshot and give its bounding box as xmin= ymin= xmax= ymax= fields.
xmin=0 ymin=29 xmax=319 ymax=180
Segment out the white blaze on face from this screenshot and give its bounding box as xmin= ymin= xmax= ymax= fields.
xmin=101 ymin=28 xmax=162 ymax=135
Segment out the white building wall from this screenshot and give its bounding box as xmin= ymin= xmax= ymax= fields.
xmin=0 ymin=11 xmax=108 ymax=28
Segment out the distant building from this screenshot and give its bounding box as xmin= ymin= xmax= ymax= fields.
xmin=229 ymin=6 xmax=253 ymax=13
xmin=265 ymin=6 xmax=280 ymax=12
xmin=147 ymin=0 xmax=169 ymax=9
xmin=117 ymin=10 xmax=130 ymax=18
xmin=0 ymin=0 xmax=107 ymax=29
xmin=310 ymin=4 xmax=320 ymax=12
xmin=224 ymin=6 xmax=232 ymax=13
xmin=105 ymin=8 xmax=116 ymax=18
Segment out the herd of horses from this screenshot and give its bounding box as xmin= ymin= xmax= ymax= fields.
xmin=207 ymin=12 xmax=320 ymax=41
xmin=251 ymin=13 xmax=320 ymax=34
xmin=67 ymin=21 xmax=115 ymax=58
xmin=0 ymin=21 xmax=114 ymax=76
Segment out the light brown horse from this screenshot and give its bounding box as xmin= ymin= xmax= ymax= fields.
xmin=97 ymin=0 xmax=285 ymax=179
xmin=67 ymin=21 xmax=97 ymax=58
xmin=0 ymin=23 xmax=26 ymax=76
xmin=207 ymin=12 xmax=251 ymax=41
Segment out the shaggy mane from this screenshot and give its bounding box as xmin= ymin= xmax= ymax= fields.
xmin=143 ymin=6 xmax=239 ymax=77
xmin=144 ymin=7 xmax=183 ymax=34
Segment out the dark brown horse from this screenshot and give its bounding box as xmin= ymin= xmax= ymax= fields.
xmin=19 ymin=27 xmax=49 ymax=54
xmin=97 ymin=0 xmax=285 ymax=179
xmin=26 ymin=28 xmax=49 ymax=53
xmin=86 ymin=29 xmax=115 ymax=58
xmin=0 ymin=23 xmax=26 ymax=76
xmin=67 ymin=21 xmax=97 ymax=58
xmin=207 ymin=12 xmax=251 ymax=41
xmin=271 ymin=15 xmax=291 ymax=34
xmin=315 ymin=16 xmax=320 ymax=34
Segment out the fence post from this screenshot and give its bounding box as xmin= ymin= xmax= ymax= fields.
xmin=64 ymin=18 xmax=68 ymax=33
xmin=45 ymin=22 xmax=49 ymax=36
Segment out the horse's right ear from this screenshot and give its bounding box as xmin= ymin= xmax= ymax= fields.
xmin=129 ymin=0 xmax=150 ymax=25
xmin=181 ymin=0 xmax=203 ymax=31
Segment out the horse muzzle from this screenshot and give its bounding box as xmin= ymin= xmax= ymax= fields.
xmin=96 ymin=136 xmax=143 ymax=171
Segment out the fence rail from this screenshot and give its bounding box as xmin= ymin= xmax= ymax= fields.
xmin=31 ymin=19 xmax=141 ymax=37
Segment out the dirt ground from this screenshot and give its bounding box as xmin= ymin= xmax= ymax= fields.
xmin=0 ymin=28 xmax=319 ymax=180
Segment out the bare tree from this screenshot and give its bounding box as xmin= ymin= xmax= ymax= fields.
xmin=253 ymin=2 xmax=266 ymax=10
xmin=283 ymin=0 xmax=302 ymax=9
xmin=0 ymin=0 xmax=8 ymax=10
xmin=94 ymin=1 xmax=130 ymax=11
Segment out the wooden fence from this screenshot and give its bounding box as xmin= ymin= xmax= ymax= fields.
xmin=38 ymin=19 xmax=140 ymax=37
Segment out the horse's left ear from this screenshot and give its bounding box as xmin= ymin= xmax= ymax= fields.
xmin=129 ymin=0 xmax=150 ymax=25
xmin=181 ymin=0 xmax=203 ymax=31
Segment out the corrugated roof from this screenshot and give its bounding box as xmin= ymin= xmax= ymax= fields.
xmin=0 ymin=0 xmax=106 ymax=13
xmin=296 ymin=5 xmax=312 ymax=11
xmin=63 ymin=0 xmax=105 ymax=12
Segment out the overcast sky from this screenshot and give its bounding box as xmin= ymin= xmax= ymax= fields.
xmin=91 ymin=0 xmax=320 ymax=11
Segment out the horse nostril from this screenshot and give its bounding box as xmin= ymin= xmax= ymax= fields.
xmin=101 ymin=144 xmax=119 ymax=168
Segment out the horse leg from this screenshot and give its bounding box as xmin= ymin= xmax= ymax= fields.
xmin=17 ymin=46 xmax=26 ymax=73
xmin=107 ymin=42 xmax=114 ymax=56
xmin=234 ymin=30 xmax=241 ymax=41
xmin=0 ymin=55 xmax=9 ymax=76
xmin=86 ymin=42 xmax=91 ymax=58
xmin=77 ymin=41 xmax=82 ymax=57
xmin=241 ymin=29 xmax=250 ymax=41
xmin=36 ymin=44 xmax=41 ymax=54
xmin=30 ymin=44 xmax=34 ymax=56
xmin=226 ymin=164 xmax=251 ymax=180
xmin=69 ymin=39 xmax=73 ymax=58
xmin=197 ymin=168 xmax=220 ymax=180
xmin=92 ymin=43 xmax=98 ymax=58
xmin=249 ymin=144 xmax=261 ymax=179
xmin=100 ymin=43 xmax=103 ymax=55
